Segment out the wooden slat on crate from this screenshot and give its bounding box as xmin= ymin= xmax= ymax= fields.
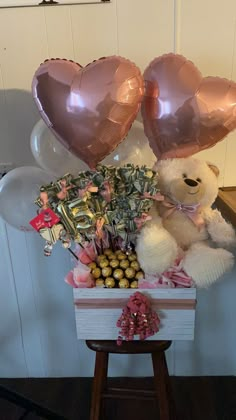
xmin=73 ymin=288 xmax=196 ymax=341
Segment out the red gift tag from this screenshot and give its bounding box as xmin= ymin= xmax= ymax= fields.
xmin=29 ymin=209 xmax=60 ymax=231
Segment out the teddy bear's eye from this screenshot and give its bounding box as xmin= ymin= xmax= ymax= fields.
xmin=196 ymin=177 xmax=202 ymax=183
xmin=182 ymin=173 xmax=187 ymax=178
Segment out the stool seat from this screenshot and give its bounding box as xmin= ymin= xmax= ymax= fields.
xmin=86 ymin=339 xmax=172 ymax=354
xmin=86 ymin=339 xmax=176 ymax=420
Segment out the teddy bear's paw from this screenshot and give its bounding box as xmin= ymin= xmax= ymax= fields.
xmin=207 ymin=210 xmax=236 ymax=247
xmin=182 ymin=243 xmax=234 ymax=288
xmin=136 ymin=224 xmax=178 ymax=275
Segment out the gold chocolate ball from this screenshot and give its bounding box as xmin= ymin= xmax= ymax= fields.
xmin=135 ymin=271 xmax=144 ymax=280
xmin=110 ymin=259 xmax=120 ymax=269
xmin=115 ymin=250 xmax=122 ymax=255
xmin=113 ymin=268 xmax=124 ymax=280
xmin=102 ymin=266 xmax=112 ymax=277
xmin=119 ymin=278 xmax=130 ymax=288
xmin=92 ymin=267 xmax=102 ymax=279
xmin=96 ymin=279 xmax=105 ymax=288
xmin=99 ymin=259 xmax=109 ymax=268
xmin=104 ymin=248 xmax=112 ymax=256
xmin=105 ymin=277 xmax=115 ymax=288
xmin=117 ymin=252 xmax=126 ymax=261
xmin=130 ymin=260 xmax=140 ymax=271
xmin=97 ymin=254 xmax=106 ymax=263
xmin=120 ymin=259 xmax=130 ymax=269
xmin=108 ymin=253 xmax=116 ymax=260
xmin=88 ymin=262 xmax=97 ymax=270
xmin=130 ymin=280 xmax=138 ymax=289
xmin=128 ymin=253 xmax=137 ymax=262
xmin=125 ymin=267 xmax=136 ymax=279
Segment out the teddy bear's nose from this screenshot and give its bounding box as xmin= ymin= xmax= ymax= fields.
xmin=184 ymin=178 xmax=198 ymax=187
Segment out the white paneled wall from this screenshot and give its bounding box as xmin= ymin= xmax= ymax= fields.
xmin=0 ymin=0 xmax=236 ymax=378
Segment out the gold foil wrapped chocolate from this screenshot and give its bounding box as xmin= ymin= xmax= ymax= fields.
xmin=130 ymin=280 xmax=138 ymax=288
xmin=120 ymin=259 xmax=130 ymax=269
xmin=130 ymin=260 xmax=140 ymax=271
xmin=96 ymin=279 xmax=105 ymax=288
xmin=108 ymin=253 xmax=116 ymax=260
xmin=125 ymin=267 xmax=136 ymax=279
xmin=104 ymin=249 xmax=112 ymax=256
xmin=119 ymin=278 xmax=130 ymax=288
xmin=97 ymin=254 xmax=106 ymax=263
xmin=88 ymin=262 xmax=97 ymax=270
xmin=105 ymin=277 xmax=116 ymax=288
xmin=135 ymin=271 xmax=144 ymax=280
xmin=102 ymin=266 xmax=112 ymax=277
xmin=113 ymin=269 xmax=124 ymax=280
xmin=117 ymin=253 xmax=127 ymax=260
xmin=99 ymin=259 xmax=109 ymax=268
xmin=92 ymin=267 xmax=102 ymax=279
xmin=128 ymin=254 xmax=137 ymax=262
xmin=110 ymin=259 xmax=120 ymax=269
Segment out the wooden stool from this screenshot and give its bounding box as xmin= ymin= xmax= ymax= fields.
xmin=86 ymin=340 xmax=176 ymax=420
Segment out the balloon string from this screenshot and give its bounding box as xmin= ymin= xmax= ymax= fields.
xmin=108 ymin=230 xmax=115 ymax=252
xmin=68 ymin=248 xmax=79 ymax=261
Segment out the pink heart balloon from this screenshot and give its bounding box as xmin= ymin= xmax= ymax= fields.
xmin=32 ymin=57 xmax=144 ymax=168
xmin=142 ymin=53 xmax=236 ymax=159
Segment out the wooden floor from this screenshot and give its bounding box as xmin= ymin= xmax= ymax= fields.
xmin=0 ymin=377 xmax=236 ymax=420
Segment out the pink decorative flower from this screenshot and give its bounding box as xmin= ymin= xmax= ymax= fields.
xmin=75 ymin=243 xmax=97 ymax=265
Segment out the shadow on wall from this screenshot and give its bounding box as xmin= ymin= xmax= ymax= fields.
xmin=0 ymin=89 xmax=39 ymax=167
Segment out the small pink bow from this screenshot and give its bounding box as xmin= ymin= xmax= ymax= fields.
xmin=57 ymin=179 xmax=72 ymax=200
xmin=78 ymin=181 xmax=98 ymax=198
xmin=134 ymin=213 xmax=152 ymax=230
xmin=162 ymin=198 xmax=204 ymax=229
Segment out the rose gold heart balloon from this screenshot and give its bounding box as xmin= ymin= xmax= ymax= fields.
xmin=32 ymin=57 xmax=144 ymax=168
xmin=142 ymin=53 xmax=236 ymax=159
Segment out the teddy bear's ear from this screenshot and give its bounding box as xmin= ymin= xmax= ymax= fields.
xmin=207 ymin=163 xmax=220 ymax=177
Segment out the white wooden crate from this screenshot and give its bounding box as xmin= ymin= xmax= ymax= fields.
xmin=73 ymin=288 xmax=196 ymax=340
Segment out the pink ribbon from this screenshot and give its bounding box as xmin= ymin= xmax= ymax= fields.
xmin=75 ymin=243 xmax=97 ymax=264
xmin=161 ymin=198 xmax=204 ymax=229
xmin=57 ymin=179 xmax=73 ymax=200
xmin=96 ymin=217 xmax=105 ymax=239
xmin=161 ymin=258 xmax=193 ymax=287
xmin=100 ymin=180 xmax=113 ymax=203
xmin=134 ymin=213 xmax=152 ymax=230
xmin=139 ymin=258 xmax=193 ymax=289
xmin=78 ymin=181 xmax=98 ymax=198
xmin=95 ymin=230 xmax=110 ymax=250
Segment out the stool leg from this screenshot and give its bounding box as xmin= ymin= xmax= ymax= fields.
xmin=152 ymin=351 xmax=174 ymax=420
xmin=90 ymin=351 xmax=109 ymax=420
xmin=163 ymin=354 xmax=177 ymax=419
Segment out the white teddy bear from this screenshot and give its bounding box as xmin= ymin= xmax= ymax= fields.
xmin=136 ymin=157 xmax=235 ymax=288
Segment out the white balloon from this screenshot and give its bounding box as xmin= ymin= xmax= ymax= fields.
xmin=0 ymin=166 xmax=53 ymax=232
xmin=30 ymin=119 xmax=88 ymax=177
xmin=103 ymin=120 xmax=156 ymax=167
